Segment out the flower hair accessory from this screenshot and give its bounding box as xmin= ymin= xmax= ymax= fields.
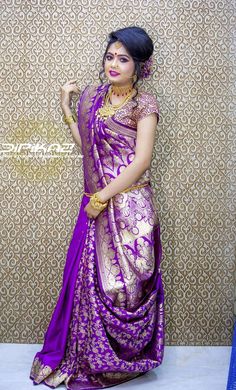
xmin=140 ymin=56 xmax=153 ymax=79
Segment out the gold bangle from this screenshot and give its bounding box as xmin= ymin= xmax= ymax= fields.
xmin=89 ymin=192 xmax=108 ymax=211
xmin=63 ymin=113 xmax=77 ymax=125
xmin=84 ymin=191 xmax=107 ymax=202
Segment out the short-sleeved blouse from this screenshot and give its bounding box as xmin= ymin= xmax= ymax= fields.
xmin=112 ymin=90 xmax=160 ymax=129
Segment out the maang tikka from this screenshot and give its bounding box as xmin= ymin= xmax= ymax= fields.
xmin=114 ymin=41 xmax=122 ymax=49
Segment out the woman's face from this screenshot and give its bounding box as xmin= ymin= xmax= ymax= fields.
xmin=104 ymin=41 xmax=135 ymax=86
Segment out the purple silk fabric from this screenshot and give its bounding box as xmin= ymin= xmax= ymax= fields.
xmin=29 ymin=83 xmax=165 ymax=389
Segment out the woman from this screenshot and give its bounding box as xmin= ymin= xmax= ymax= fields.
xmin=29 ymin=26 xmax=165 ymax=389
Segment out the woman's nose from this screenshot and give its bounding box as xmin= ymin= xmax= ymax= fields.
xmin=111 ymin=58 xmax=118 ymax=67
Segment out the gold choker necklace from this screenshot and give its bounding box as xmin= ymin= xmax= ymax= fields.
xmin=110 ymin=84 xmax=133 ymax=97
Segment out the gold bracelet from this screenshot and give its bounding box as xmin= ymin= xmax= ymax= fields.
xmin=63 ymin=113 xmax=77 ymax=125
xmin=89 ymin=192 xmax=108 ymax=211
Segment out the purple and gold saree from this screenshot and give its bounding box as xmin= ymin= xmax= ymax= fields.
xmin=29 ymin=83 xmax=165 ymax=389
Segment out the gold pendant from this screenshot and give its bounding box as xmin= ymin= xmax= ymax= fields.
xmin=97 ymin=104 xmax=115 ymax=119
xmin=97 ymin=86 xmax=134 ymax=119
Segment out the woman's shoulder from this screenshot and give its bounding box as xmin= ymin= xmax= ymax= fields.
xmin=136 ymin=89 xmax=159 ymax=107
xmin=134 ymin=89 xmax=160 ymax=122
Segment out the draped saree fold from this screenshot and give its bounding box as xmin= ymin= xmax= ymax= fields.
xmin=29 ymin=82 xmax=165 ymax=389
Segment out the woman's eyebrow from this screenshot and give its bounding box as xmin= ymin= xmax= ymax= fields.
xmin=107 ymin=51 xmax=130 ymax=59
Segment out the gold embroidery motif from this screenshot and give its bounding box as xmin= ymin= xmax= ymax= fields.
xmin=44 ymin=369 xmax=69 ymax=387
xmin=30 ymin=83 xmax=164 ymax=389
xmin=30 ymin=357 xmax=52 ymax=384
xmin=95 ymin=184 xmax=160 ymax=309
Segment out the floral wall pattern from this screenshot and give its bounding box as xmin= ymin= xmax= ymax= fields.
xmin=1 ymin=0 xmax=235 ymax=345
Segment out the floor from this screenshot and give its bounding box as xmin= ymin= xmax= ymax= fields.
xmin=0 ymin=344 xmax=231 ymax=390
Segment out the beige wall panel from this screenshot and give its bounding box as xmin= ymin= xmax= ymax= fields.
xmin=0 ymin=0 xmax=235 ymax=345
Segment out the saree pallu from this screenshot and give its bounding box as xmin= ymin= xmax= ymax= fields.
xmin=30 ymin=83 xmax=165 ymax=389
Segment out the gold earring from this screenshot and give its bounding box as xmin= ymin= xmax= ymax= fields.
xmin=132 ymin=74 xmax=137 ymax=82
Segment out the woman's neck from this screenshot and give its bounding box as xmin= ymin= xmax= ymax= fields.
xmin=110 ymin=82 xmax=134 ymax=97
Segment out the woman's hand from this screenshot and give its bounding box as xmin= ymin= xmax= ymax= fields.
xmin=84 ymin=202 xmax=103 ymax=219
xmin=60 ymin=79 xmax=80 ymax=109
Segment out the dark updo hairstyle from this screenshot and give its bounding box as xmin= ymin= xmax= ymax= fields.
xmin=99 ymin=26 xmax=154 ymax=104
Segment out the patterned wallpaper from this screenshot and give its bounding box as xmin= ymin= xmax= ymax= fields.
xmin=1 ymin=0 xmax=235 ymax=345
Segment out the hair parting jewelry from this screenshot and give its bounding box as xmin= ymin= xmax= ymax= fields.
xmin=114 ymin=41 xmax=123 ymax=49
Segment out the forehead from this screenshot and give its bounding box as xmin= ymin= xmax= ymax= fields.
xmin=108 ymin=42 xmax=129 ymax=55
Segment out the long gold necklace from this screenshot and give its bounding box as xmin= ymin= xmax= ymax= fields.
xmin=97 ymin=84 xmax=135 ymax=120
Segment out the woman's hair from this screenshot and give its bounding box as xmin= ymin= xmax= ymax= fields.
xmin=99 ymin=26 xmax=154 ymax=103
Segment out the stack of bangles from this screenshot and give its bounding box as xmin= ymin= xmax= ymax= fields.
xmin=84 ymin=182 xmax=150 ymax=212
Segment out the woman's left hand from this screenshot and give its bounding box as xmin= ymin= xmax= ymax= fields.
xmin=84 ymin=201 xmax=103 ymax=219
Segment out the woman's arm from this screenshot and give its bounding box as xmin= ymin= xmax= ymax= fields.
xmin=60 ymin=79 xmax=81 ymax=149
xmin=61 ymin=104 xmax=82 ymax=149
xmin=98 ymin=112 xmax=158 ymax=203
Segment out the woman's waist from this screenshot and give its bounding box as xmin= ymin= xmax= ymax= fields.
xmin=83 ymin=164 xmax=152 ymax=194
xmin=84 ymin=180 xmax=151 ymax=197
xmin=120 ymin=180 xmax=151 ymax=193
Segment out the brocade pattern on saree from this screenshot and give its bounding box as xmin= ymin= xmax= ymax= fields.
xmin=29 ymin=82 xmax=165 ymax=390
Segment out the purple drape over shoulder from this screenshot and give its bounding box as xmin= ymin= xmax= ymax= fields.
xmin=29 ymin=83 xmax=165 ymax=390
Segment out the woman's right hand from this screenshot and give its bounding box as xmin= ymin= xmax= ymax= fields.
xmin=60 ymin=79 xmax=80 ymax=109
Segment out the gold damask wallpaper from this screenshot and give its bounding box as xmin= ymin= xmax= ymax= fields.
xmin=0 ymin=0 xmax=235 ymax=345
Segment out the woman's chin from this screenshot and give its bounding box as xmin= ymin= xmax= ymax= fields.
xmin=107 ymin=76 xmax=121 ymax=83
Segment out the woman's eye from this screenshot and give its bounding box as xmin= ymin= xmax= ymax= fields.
xmin=105 ymin=55 xmax=128 ymax=63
